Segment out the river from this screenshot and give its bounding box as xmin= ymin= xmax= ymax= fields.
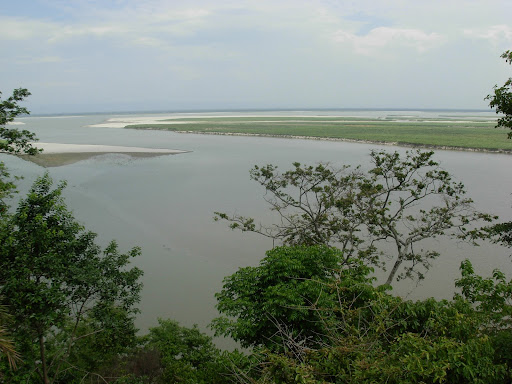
xmin=1 ymin=111 xmax=511 ymax=337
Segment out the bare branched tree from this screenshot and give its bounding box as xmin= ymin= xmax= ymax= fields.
xmin=215 ymin=150 xmax=495 ymax=284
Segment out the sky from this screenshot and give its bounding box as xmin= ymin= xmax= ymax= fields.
xmin=1 ymin=0 xmax=511 ymax=114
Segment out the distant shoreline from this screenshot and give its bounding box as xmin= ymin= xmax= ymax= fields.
xmin=26 ymin=107 xmax=493 ymax=118
xmin=14 ymin=112 xmax=509 ymax=169
xmin=102 ymin=114 xmax=511 ymax=155
xmin=141 ymin=129 xmax=512 ymax=155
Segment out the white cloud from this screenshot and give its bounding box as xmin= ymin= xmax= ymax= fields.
xmin=463 ymin=25 xmax=512 ymax=45
xmin=168 ymin=65 xmax=202 ymax=80
xmin=132 ymin=36 xmax=167 ymax=48
xmin=2 ymin=0 xmax=511 ymax=111
xmin=332 ymin=27 xmax=444 ymax=55
xmin=16 ymin=56 xmax=64 ymax=64
xmin=33 ymin=81 xmax=79 ymax=87
xmin=47 ymin=24 xmax=129 ymax=43
xmin=149 ymin=8 xmax=210 ymax=23
xmin=0 ymin=18 xmax=59 ymax=40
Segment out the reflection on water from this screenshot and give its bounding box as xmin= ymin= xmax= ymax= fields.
xmin=2 ymin=112 xmax=511 ymax=338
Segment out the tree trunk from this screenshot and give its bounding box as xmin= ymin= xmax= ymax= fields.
xmin=39 ymin=334 xmax=49 ymax=384
xmin=385 ymin=257 xmax=402 ymax=286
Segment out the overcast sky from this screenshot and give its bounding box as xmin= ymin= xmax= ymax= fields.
xmin=1 ymin=0 xmax=511 ymax=113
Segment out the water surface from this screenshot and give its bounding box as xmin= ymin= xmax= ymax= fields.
xmin=2 ymin=111 xmax=511 ymax=336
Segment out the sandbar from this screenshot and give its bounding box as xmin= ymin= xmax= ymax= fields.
xmin=87 ymin=115 xmax=211 ymax=128
xmin=19 ymin=142 xmax=188 ymax=167
xmin=85 ymin=113 xmax=340 ymax=128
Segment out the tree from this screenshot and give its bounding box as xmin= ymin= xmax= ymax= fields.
xmin=487 ymin=50 xmax=512 ymax=138
xmin=490 ymin=222 xmax=512 ymax=249
xmin=108 ymin=319 xmax=246 ymax=384
xmin=0 ymin=88 xmax=40 ymax=371
xmin=0 ymin=88 xmax=40 ymax=215
xmin=211 ymin=245 xmax=381 ymax=350
xmin=486 ymin=51 xmax=512 ymax=253
xmin=141 ymin=319 xmax=232 ymax=384
xmin=0 ymin=88 xmax=39 ymax=155
xmin=0 ymin=174 xmax=143 ymax=384
xmin=215 ymin=150 xmax=494 ymax=285
xmin=0 ymin=298 xmax=20 ymax=371
xmin=217 ymin=252 xmax=512 ymax=383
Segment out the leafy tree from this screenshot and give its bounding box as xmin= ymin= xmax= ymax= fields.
xmin=215 ymin=150 xmax=494 ymax=285
xmin=486 ymin=51 xmax=512 ymax=253
xmin=112 ymin=319 xmax=246 ymax=384
xmin=47 ymin=301 xmax=141 ymax=383
xmin=0 ymin=88 xmax=40 ymax=215
xmin=490 ymin=221 xmax=512 ymax=249
xmin=0 ymin=174 xmax=143 ymax=384
xmin=142 ymin=319 xmax=230 ymax=384
xmin=487 ymin=50 xmax=512 ymax=138
xmin=0 ymin=163 xmax=17 ymax=217
xmin=217 ymin=249 xmax=512 ymax=383
xmin=0 ymin=298 xmax=20 ymax=371
xmin=0 ymin=88 xmax=39 ymax=155
xmin=0 ymin=88 xmax=41 ymax=371
xmin=212 ymin=245 xmax=391 ymax=350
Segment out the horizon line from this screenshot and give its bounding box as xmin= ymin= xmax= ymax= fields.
xmin=26 ymin=106 xmax=495 ymax=117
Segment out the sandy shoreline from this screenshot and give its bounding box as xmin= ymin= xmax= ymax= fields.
xmin=34 ymin=142 xmax=187 ymax=154
xmin=85 ymin=114 xmax=371 ymax=128
xmin=89 ymin=115 xmax=510 ymax=155
xmin=19 ymin=142 xmax=188 ymax=167
xmin=87 ymin=115 xmax=230 ymax=128
xmin=14 ymin=113 xmax=507 ymax=167
xmin=85 ymin=112 xmax=498 ymax=129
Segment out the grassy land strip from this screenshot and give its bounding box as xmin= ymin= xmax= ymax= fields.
xmin=125 ymin=117 xmax=512 ymax=152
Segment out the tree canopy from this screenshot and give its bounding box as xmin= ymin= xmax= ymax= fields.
xmin=486 ymin=51 xmax=512 ymax=253
xmin=216 ymin=150 xmax=495 ymax=285
xmin=487 ymin=50 xmax=512 ymax=138
xmin=0 ymin=174 xmax=143 ymax=383
xmin=0 ymin=88 xmax=40 ymax=155
xmin=0 ymin=88 xmax=41 ymax=216
xmin=211 ymin=245 xmax=363 ymax=349
xmin=214 ymin=246 xmax=512 ymax=384
xmin=0 ymin=88 xmax=42 ymax=371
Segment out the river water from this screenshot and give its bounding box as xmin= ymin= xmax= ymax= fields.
xmin=1 ymin=111 xmax=511 ymax=336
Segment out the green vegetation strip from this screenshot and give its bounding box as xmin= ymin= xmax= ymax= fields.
xmin=126 ymin=117 xmax=512 ymax=151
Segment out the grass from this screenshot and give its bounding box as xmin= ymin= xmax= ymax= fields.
xmin=125 ymin=116 xmax=512 ymax=152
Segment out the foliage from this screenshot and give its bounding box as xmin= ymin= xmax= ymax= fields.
xmin=486 ymin=50 xmax=512 ymax=256
xmin=215 ymin=150 xmax=494 ymax=284
xmin=0 ymin=88 xmax=42 ymax=372
xmin=454 ymin=260 xmax=512 ymax=330
xmin=110 ymin=319 xmax=246 ymax=384
xmin=0 ymin=88 xmax=40 ymax=155
xmin=0 ymin=174 xmax=143 ymax=383
xmin=0 ymin=163 xmax=17 ymax=217
xmin=0 ymin=88 xmax=41 ymax=215
xmin=212 ymin=246 xmax=371 ymax=350
xmin=487 ymin=50 xmax=512 ymax=138
xmin=0 ymin=297 xmax=21 ymax=370
xmin=217 ymin=247 xmax=512 ymax=383
xmin=489 ymin=221 xmax=512 ymax=249
xmin=49 ymin=306 xmax=141 ymax=383
xmin=143 ymin=319 xmax=231 ymax=383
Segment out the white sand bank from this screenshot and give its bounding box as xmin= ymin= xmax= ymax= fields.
xmin=87 ymin=116 xmax=196 ymax=128
xmin=86 ymin=114 xmax=332 ymax=128
xmin=35 ymin=142 xmax=187 ymax=154
xmin=18 ymin=142 xmax=188 ymax=167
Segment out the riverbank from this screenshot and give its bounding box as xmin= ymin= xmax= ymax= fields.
xmin=142 ymin=130 xmax=512 ymax=154
xmin=113 ymin=115 xmax=512 ymax=153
